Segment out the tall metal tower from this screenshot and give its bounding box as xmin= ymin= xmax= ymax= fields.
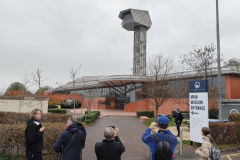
xmin=119 ymin=9 xmax=152 ymax=76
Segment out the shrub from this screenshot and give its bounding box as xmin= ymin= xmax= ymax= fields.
xmin=0 ymin=123 xmax=66 ymax=160
xmin=81 ymin=111 xmax=100 ymax=123
xmin=171 ymin=111 xmax=189 ymax=117
xmin=209 ymin=107 xmax=219 ymax=119
xmin=84 ymin=119 xmax=92 ymax=124
xmin=136 ymin=111 xmax=154 ymax=118
xmin=0 ymin=111 xmax=72 ymax=124
xmin=85 ymin=111 xmax=100 ymax=116
xmin=0 ymin=151 xmax=25 ymax=160
xmin=209 ymin=122 xmax=240 ymax=145
xmin=48 ymin=109 xmax=67 ymax=114
xmin=229 ymin=113 xmax=240 ymax=122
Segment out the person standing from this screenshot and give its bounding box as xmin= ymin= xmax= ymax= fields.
xmin=95 ymin=127 xmax=125 ymax=160
xmin=195 ymin=127 xmax=220 ymax=160
xmin=76 ymin=116 xmax=86 ymax=160
xmin=25 ymin=108 xmax=45 ymax=160
xmin=53 ymin=118 xmax=85 ymax=160
xmin=175 ymin=108 xmax=183 ymax=137
xmin=76 ymin=116 xmax=86 ymax=139
xmin=142 ymin=115 xmax=178 ymax=160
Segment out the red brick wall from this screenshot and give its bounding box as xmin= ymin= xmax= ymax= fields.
xmin=225 ymin=75 xmax=232 ymax=99
xmin=53 ymin=94 xmax=83 ymax=102
xmin=82 ymin=98 xmax=116 ymax=109
xmin=230 ymin=75 xmax=240 ymax=99
xmin=124 ymin=98 xmax=189 ymax=115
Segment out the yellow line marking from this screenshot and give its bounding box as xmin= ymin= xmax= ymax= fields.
xmin=221 ymin=153 xmax=240 ymax=157
xmin=226 ymin=155 xmax=232 ymax=160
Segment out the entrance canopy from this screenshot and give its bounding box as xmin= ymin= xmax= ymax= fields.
xmin=52 ymin=75 xmax=145 ymax=92
xmin=99 ymin=75 xmax=145 ymax=87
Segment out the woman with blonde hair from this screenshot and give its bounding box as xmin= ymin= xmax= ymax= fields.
xmin=195 ymin=127 xmax=220 ymax=160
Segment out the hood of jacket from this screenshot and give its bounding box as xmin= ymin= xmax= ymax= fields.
xmin=27 ymin=118 xmax=40 ymax=125
xmin=202 ymin=136 xmax=210 ymax=141
xmin=66 ymin=124 xmax=78 ymax=133
xmin=76 ymin=122 xmax=82 ymax=126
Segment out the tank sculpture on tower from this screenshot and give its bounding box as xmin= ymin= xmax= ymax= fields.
xmin=119 ymin=8 xmax=152 ymax=76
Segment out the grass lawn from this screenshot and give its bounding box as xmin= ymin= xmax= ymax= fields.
xmin=137 ymin=117 xmax=190 ymax=127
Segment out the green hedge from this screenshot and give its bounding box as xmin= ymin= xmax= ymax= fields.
xmin=171 ymin=108 xmax=219 ymax=119
xmin=136 ymin=111 xmax=154 ymax=118
xmin=85 ymin=111 xmax=100 ymax=115
xmin=84 ymin=119 xmax=93 ymax=124
xmin=81 ymin=111 xmax=100 ymax=123
xmin=48 ymin=109 xmax=67 ymax=114
xmin=0 ymin=151 xmax=25 ymax=160
xmin=229 ymin=113 xmax=240 ymax=122
xmin=209 ymin=107 xmax=219 ymax=119
xmin=172 ymin=111 xmax=189 ymax=117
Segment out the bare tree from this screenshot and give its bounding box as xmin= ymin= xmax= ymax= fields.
xmin=18 ymin=73 xmax=32 ymax=112
xmin=31 ymin=67 xmax=49 ymax=111
xmin=180 ymin=43 xmax=226 ymax=110
xmin=0 ymin=86 xmax=6 ymax=96
xmin=144 ymin=53 xmax=176 ymax=121
xmin=69 ymin=65 xmax=81 ymax=118
xmin=180 ymin=43 xmax=223 ymax=79
xmin=79 ymin=77 xmax=88 ymax=116
xmin=84 ymin=88 xmax=98 ymax=120
xmin=0 ymin=86 xmax=7 ymax=105
xmin=56 ymin=74 xmax=88 ymax=118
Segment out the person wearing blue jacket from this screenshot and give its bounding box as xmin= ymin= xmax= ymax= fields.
xmin=53 ymin=118 xmax=85 ymax=160
xmin=142 ymin=115 xmax=178 ymax=160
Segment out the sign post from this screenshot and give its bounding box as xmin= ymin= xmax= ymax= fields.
xmin=189 ymin=80 xmax=209 ymax=143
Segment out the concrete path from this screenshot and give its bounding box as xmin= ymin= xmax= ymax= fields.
xmin=168 ymin=126 xmax=190 ymax=141
xmin=82 ymin=116 xmax=150 ymax=160
xmin=65 ymin=109 xmax=240 ymax=160
xmin=69 ymin=108 xmax=136 ymax=117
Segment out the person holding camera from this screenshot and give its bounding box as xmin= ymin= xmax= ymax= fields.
xmin=95 ymin=127 xmax=125 ymax=160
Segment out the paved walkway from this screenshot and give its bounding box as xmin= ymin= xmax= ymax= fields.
xmin=69 ymin=108 xmax=136 ymax=117
xmin=82 ymin=116 xmax=150 ymax=160
xmin=168 ymin=126 xmax=190 ymax=141
xmin=66 ymin=109 xmax=240 ymax=160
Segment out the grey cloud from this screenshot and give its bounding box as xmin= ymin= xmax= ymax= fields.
xmin=0 ymin=0 xmax=240 ymax=91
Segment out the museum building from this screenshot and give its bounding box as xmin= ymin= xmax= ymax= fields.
xmin=52 ymin=9 xmax=240 ymax=115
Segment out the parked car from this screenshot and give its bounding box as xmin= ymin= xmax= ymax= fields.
xmin=59 ymin=98 xmax=82 ymax=109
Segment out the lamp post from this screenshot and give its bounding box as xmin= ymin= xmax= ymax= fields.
xmin=216 ymin=0 xmax=223 ymax=122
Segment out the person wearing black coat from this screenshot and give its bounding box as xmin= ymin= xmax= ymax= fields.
xmin=76 ymin=116 xmax=86 ymax=160
xmin=76 ymin=117 xmax=87 ymax=139
xmin=175 ymin=108 xmax=183 ymax=137
xmin=95 ymin=127 xmax=125 ymax=160
xmin=53 ymin=118 xmax=85 ymax=160
xmin=25 ymin=109 xmax=45 ymax=160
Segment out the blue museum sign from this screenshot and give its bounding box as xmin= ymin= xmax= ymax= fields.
xmin=189 ymin=80 xmax=208 ymax=93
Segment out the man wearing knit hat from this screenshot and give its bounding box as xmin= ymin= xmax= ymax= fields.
xmin=142 ymin=115 xmax=178 ymax=160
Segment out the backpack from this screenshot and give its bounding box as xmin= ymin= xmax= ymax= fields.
xmin=154 ymin=133 xmax=173 ymax=160
xmin=205 ymin=140 xmax=220 ymax=160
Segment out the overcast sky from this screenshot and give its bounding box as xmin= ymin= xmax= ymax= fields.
xmin=1 ymin=0 xmax=240 ymax=93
